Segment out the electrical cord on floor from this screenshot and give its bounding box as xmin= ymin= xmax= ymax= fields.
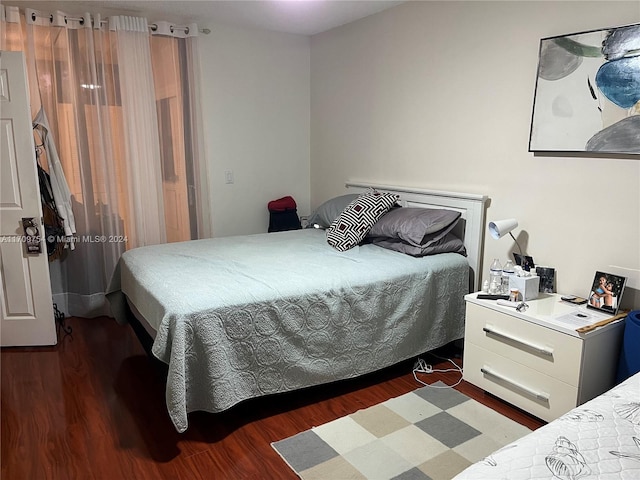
xmin=412 ymin=353 xmax=463 ymax=388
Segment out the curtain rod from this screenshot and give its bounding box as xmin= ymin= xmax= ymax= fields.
xmin=63 ymin=14 xmax=105 ymax=27
xmin=149 ymin=22 xmax=211 ymax=35
xmin=27 ymin=10 xmax=210 ymax=35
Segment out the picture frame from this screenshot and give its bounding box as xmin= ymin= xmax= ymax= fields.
xmin=587 ymin=271 xmax=627 ymax=315
xmin=536 ymin=266 xmax=555 ymax=293
xmin=529 ymin=23 xmax=640 ymax=154
xmin=513 ymin=253 xmax=535 ymax=271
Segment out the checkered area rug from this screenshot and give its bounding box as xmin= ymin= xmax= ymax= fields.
xmin=272 ymin=382 xmax=531 ymax=480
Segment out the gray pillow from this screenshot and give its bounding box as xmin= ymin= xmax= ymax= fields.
xmin=368 ymin=207 xmax=461 ymax=247
xmin=370 ymin=232 xmax=467 ymax=257
xmin=306 ymin=194 xmax=360 ymax=228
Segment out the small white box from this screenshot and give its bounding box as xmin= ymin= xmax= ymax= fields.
xmin=509 ymin=275 xmax=540 ymax=301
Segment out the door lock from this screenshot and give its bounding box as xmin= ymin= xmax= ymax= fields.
xmin=21 ymin=217 xmax=42 ymax=254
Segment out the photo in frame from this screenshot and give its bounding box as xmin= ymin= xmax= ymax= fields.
xmin=529 ymin=23 xmax=640 ymax=154
xmin=513 ymin=253 xmax=535 ymax=271
xmin=536 ymin=266 xmax=555 ymax=293
xmin=587 ymin=271 xmax=627 ymax=315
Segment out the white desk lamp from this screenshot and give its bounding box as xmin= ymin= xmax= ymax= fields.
xmin=488 ymin=218 xmax=524 ymax=259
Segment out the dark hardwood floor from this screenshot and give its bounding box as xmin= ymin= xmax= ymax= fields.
xmin=1 ymin=317 xmax=544 ymax=480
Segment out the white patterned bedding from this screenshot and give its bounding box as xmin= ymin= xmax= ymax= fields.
xmin=454 ymin=371 xmax=640 ymax=480
xmin=106 ymin=229 xmax=469 ymax=432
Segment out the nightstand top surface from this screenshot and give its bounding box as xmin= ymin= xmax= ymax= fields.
xmin=465 ymin=292 xmax=621 ymax=337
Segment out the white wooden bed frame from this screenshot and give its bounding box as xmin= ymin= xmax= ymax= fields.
xmin=345 ymin=181 xmax=489 ymax=291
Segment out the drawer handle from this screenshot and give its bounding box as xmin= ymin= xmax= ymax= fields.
xmin=481 ymin=366 xmax=550 ymax=403
xmin=482 ymin=326 xmax=554 ymax=357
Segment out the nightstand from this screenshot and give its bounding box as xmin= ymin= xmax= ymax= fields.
xmin=463 ymin=292 xmax=625 ymax=422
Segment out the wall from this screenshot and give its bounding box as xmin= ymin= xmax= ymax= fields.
xmin=310 ymin=1 xmax=640 ymax=304
xmin=198 ymin=24 xmax=311 ymax=237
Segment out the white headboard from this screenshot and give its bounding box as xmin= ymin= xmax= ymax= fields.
xmin=345 ymin=181 xmax=488 ymax=292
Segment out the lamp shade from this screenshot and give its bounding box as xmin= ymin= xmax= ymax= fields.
xmin=488 ymin=219 xmax=518 ymax=239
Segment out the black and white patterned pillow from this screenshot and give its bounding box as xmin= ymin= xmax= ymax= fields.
xmin=326 ymin=190 xmax=399 ymax=251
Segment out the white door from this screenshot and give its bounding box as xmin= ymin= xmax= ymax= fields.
xmin=0 ymin=51 xmax=57 ymax=346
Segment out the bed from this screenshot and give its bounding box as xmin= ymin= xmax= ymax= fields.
xmin=453 ymin=371 xmax=640 ymax=479
xmin=106 ymin=182 xmax=488 ymax=432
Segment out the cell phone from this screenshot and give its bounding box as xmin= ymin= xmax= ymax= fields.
xmin=561 ymin=295 xmax=588 ymax=305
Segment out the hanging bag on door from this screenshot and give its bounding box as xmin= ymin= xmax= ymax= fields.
xmin=36 ymin=162 xmax=66 ymax=260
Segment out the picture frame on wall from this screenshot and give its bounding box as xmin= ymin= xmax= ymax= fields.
xmin=529 ymin=23 xmax=640 ymax=155
xmin=587 ymin=271 xmax=627 ymax=315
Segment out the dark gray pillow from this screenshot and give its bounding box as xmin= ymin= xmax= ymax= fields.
xmin=306 ymin=194 xmax=360 ymax=228
xmin=368 ymin=207 xmax=461 ymax=247
xmin=370 ymin=233 xmax=467 ymax=257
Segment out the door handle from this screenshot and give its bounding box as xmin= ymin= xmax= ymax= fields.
xmin=21 ymin=217 xmax=43 ymax=254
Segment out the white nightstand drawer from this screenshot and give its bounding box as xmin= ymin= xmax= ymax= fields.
xmin=465 ymin=302 xmax=582 ymax=386
xmin=463 ymin=343 xmax=578 ymax=422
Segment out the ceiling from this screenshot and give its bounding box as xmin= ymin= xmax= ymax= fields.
xmin=7 ymin=1 xmax=406 ymax=36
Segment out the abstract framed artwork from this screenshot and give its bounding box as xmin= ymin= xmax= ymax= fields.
xmin=529 ymin=23 xmax=640 ymax=154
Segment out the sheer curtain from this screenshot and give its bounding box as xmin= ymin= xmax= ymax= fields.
xmin=148 ymin=21 xmax=211 ymax=244
xmin=1 ymin=6 xmax=211 ymax=317
xmin=110 ymin=15 xmax=167 ymax=246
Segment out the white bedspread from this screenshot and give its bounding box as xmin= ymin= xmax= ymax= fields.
xmin=107 ymin=229 xmax=469 ymax=432
xmin=454 ymin=372 xmax=640 ymax=480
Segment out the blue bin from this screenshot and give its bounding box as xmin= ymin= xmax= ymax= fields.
xmin=616 ymin=310 xmax=640 ymax=383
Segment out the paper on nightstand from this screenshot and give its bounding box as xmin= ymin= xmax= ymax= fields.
xmin=554 ymin=309 xmax=605 ymax=328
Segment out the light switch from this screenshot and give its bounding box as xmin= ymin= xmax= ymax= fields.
xmin=224 ymin=170 xmax=234 ymax=184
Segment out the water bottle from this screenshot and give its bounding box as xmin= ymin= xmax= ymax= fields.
xmin=501 ymin=260 xmax=515 ymax=294
xmin=489 ymin=258 xmax=502 ymax=294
